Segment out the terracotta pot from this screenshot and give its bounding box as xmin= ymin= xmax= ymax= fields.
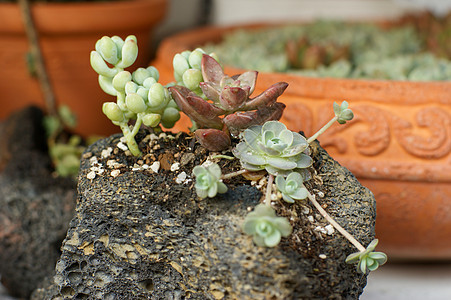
xmin=0 ymin=0 xmax=167 ymax=137
xmin=152 ymin=25 xmax=451 ymax=260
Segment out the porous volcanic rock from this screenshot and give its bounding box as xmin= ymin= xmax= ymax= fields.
xmin=0 ymin=106 xmax=77 ymax=298
xmin=33 ymin=130 xmax=376 ymax=299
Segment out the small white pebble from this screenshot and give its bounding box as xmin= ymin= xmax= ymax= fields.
xmin=302 ymin=206 xmax=310 ymax=214
xmin=325 ymin=224 xmax=335 ymax=235
xmin=149 ymin=133 xmax=159 ymax=140
xmin=307 ymin=216 xmax=314 ymax=223
xmin=120 ymin=136 xmax=127 ymax=143
xmin=175 ymin=171 xmax=187 ymax=184
xmin=158 ymin=132 xmax=167 ymax=139
xmin=170 ymin=162 xmax=180 ymax=172
xmin=117 ymin=142 xmax=128 ymax=151
xmin=150 ymin=161 xmax=160 ymax=173
xmin=314 ymin=226 xmax=327 ymax=234
xmin=270 ymin=193 xmax=278 ymax=201
xmin=142 ymin=164 xmax=149 ymax=170
xmin=89 ymin=156 xmax=98 ymax=164
xmin=101 ymin=147 xmax=113 ymax=158
xmin=317 ymin=191 xmax=325 ymax=198
xmin=107 ymin=160 xmax=118 ymax=168
xmin=319 ymin=254 xmax=327 ymax=259
xmin=111 ymin=169 xmax=120 ymax=177
xmin=87 ymin=171 xmax=96 ymax=180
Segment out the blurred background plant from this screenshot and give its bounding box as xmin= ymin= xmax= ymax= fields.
xmin=204 ymin=13 xmax=451 ymax=80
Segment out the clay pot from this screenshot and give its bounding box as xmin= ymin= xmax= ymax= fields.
xmin=0 ymin=0 xmax=167 ymax=137
xmin=152 ymin=25 xmax=451 ymax=260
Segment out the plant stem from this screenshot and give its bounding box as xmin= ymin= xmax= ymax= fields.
xmin=307 ymin=190 xmax=366 ymax=252
xmin=265 ymin=174 xmax=274 ymax=206
xmin=211 ymin=154 xmax=235 ymax=160
xmin=18 ymin=0 xmax=58 ymax=118
xmin=221 ymin=169 xmax=248 ymax=180
xmin=307 ymin=116 xmax=338 ymax=144
xmin=120 ymin=123 xmax=142 ymax=157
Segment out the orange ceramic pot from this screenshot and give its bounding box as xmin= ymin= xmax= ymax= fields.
xmin=0 ymin=0 xmax=167 ymax=137
xmin=153 ymin=25 xmax=451 ymax=260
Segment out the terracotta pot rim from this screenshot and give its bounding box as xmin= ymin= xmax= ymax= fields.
xmin=0 ymin=0 xmax=167 ymax=35
xmin=156 ymin=24 xmax=451 ymax=105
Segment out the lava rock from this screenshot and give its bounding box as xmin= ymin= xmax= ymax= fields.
xmin=0 ymin=106 xmax=77 ymax=298
xmin=33 ymin=131 xmax=376 ymax=299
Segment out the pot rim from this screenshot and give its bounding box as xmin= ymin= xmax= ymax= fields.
xmin=156 ymin=23 xmax=451 ymax=104
xmin=0 ymin=0 xmax=167 ymax=35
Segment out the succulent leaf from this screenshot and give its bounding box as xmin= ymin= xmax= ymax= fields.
xmin=194 ymin=128 xmax=232 ymax=151
xmin=201 ymin=54 xmax=225 ymax=84
xmin=242 ymin=82 xmax=288 ymax=110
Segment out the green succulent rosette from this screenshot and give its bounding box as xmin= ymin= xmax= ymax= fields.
xmin=233 ymin=121 xmax=313 ymax=176
xmin=346 ymin=239 xmax=388 ymax=274
xmin=242 ymin=204 xmax=292 ymax=247
xmin=275 ymin=172 xmax=308 ymax=203
xmin=193 ymin=163 xmax=227 ymax=199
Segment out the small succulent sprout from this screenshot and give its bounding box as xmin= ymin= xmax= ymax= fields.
xmin=193 ymin=163 xmax=228 ymax=199
xmin=346 ymin=239 xmax=388 ymax=274
xmin=233 ymin=121 xmax=313 ymax=176
xmin=242 ymin=204 xmax=292 ymax=247
xmin=169 ymin=53 xmax=288 ymax=151
xmin=333 ymin=101 xmax=354 ymax=124
xmin=275 ymin=172 xmax=308 ymax=203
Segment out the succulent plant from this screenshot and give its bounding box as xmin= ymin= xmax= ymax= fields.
xmin=275 ymin=172 xmax=308 ymax=203
xmin=91 ymin=35 xmax=180 ymax=156
xmin=333 ymin=101 xmax=354 ymax=124
xmin=232 ymin=121 xmax=313 ymax=176
xmin=172 ymin=48 xmax=220 ymax=95
xmin=286 ymin=37 xmax=350 ymax=70
xmin=169 ymin=54 xmax=288 ymax=151
xmin=193 ymin=163 xmax=228 ymax=199
xmin=345 ymin=239 xmax=388 ymax=274
xmin=242 ymin=204 xmax=292 ymax=247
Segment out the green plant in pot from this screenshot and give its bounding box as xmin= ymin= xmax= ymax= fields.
xmin=32 ymin=35 xmax=386 ymax=299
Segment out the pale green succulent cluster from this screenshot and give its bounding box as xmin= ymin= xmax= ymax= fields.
xmin=346 ymin=239 xmax=388 ymax=274
xmin=242 ymin=204 xmax=292 ymax=247
xmin=173 ymin=48 xmax=220 ymax=95
xmin=193 ymin=164 xmax=228 ymax=199
xmin=333 ymin=101 xmax=354 ymax=124
xmin=233 ymin=121 xmax=313 ymax=176
xmin=91 ymin=35 xmax=180 ymax=156
xmin=275 ymin=172 xmax=308 ymax=203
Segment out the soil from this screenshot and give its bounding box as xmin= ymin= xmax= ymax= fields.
xmin=0 ymin=106 xmax=77 ymax=299
xmin=33 ymin=128 xmax=376 ymax=299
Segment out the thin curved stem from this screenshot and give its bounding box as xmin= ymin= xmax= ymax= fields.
xmin=307 ymin=116 xmax=338 ymax=144
xmin=265 ymin=174 xmax=274 ymax=206
xmin=221 ymin=169 xmax=248 ymax=180
xmin=307 ymin=190 xmax=366 ymax=252
xmin=18 ymin=0 xmax=58 ymax=117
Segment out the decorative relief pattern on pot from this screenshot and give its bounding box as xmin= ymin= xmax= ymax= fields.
xmin=281 ymin=100 xmax=451 ymax=182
